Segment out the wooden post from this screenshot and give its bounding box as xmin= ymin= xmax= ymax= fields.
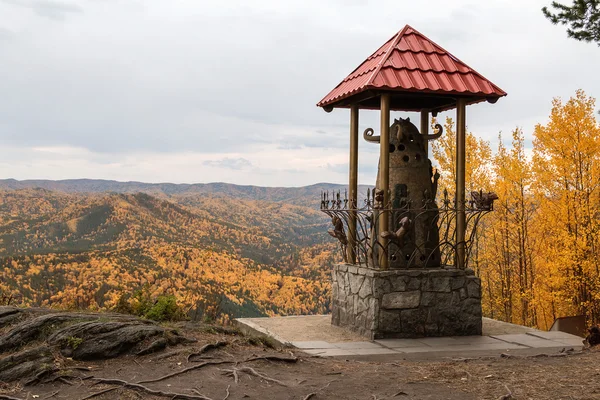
xmin=456 ymin=98 xmax=467 ymax=269
xmin=420 ymin=109 xmax=429 ymax=158
xmin=378 ymin=94 xmax=390 ymax=269
xmin=348 ymin=105 xmax=359 ymax=264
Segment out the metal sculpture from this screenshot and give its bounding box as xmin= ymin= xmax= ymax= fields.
xmin=380 ymin=216 xmax=411 ymax=248
xmin=363 ymin=117 xmax=444 ymax=268
xmin=363 ymin=117 xmax=443 ymax=149
xmin=470 ymin=190 xmax=499 ymax=211
xmin=327 ymin=215 xmax=348 ymax=263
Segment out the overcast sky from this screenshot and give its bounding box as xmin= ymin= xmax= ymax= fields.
xmin=0 ymin=0 xmax=598 ymax=187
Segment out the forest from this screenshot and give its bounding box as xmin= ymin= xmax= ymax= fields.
xmin=432 ymin=89 xmax=600 ymax=329
xmin=0 ymin=89 xmax=599 ymax=330
xmin=0 ymin=189 xmax=336 ymax=323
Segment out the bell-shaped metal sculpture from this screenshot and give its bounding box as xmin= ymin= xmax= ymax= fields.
xmin=364 ymin=117 xmax=443 ymax=268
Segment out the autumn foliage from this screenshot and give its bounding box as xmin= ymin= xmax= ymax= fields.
xmin=0 ymin=190 xmax=335 ymax=323
xmin=432 ymin=89 xmax=600 ymax=329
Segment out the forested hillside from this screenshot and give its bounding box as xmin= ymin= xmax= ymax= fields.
xmin=0 ymin=188 xmax=337 ymax=322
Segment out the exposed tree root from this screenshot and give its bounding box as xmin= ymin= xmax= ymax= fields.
xmin=220 ymin=367 xmax=240 ymax=384
xmin=151 ymin=348 xmax=188 ymax=361
xmin=500 ymin=348 xmax=583 ymax=360
xmin=222 ymin=384 xmax=231 ymax=400
xmin=499 ymin=383 xmax=513 ymax=400
xmin=221 ymin=366 xmax=287 ymax=386
xmin=136 ymin=338 xmax=168 ymax=356
xmin=301 ymin=381 xmax=333 ymax=400
xmin=137 ymin=360 xmax=234 ymax=384
xmin=245 ymin=355 xmax=298 ymax=363
xmin=78 ymin=387 xmax=118 ymax=400
xmin=23 ymin=367 xmax=61 ymax=386
xmin=187 ymin=341 xmax=229 ymax=362
xmin=42 ymin=390 xmax=60 ymax=399
xmin=89 ymin=378 xmax=214 ymax=400
xmin=0 ymin=395 xmax=25 ymax=400
xmin=191 ymin=388 xmax=214 ymax=399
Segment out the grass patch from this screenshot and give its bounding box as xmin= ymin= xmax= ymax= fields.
xmin=66 ymin=336 xmax=83 ymax=350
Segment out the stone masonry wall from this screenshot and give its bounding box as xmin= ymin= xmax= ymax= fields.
xmin=331 ymin=264 xmax=482 ymax=339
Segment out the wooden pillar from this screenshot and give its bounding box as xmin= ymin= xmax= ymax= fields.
xmin=378 ymin=94 xmax=390 ymax=269
xmin=348 ymin=105 xmax=359 ymax=264
xmin=420 ymin=109 xmax=429 ymax=158
xmin=456 ymin=99 xmax=467 ymax=269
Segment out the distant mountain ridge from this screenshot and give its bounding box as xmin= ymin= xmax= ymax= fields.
xmin=0 ymin=179 xmax=370 ymax=205
xmin=0 ymin=179 xmax=366 ymax=319
xmin=0 ymin=188 xmax=337 ymax=320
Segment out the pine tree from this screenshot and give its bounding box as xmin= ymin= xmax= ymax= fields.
xmin=543 ymin=1 xmax=600 ymax=44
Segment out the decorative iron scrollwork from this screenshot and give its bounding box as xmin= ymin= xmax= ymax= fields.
xmin=321 ymin=188 xmax=495 ymax=269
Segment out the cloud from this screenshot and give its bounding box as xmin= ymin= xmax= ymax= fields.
xmin=1 ymin=0 xmax=83 ymax=20
xmin=0 ymin=26 xmax=13 ymax=40
xmin=203 ymin=157 xmax=252 ymax=170
xmin=277 ymin=144 xmax=302 ymax=150
xmin=0 ymin=145 xmax=360 ymax=186
xmin=31 ymin=0 xmax=82 ymax=20
xmin=325 ymin=161 xmax=378 ymax=177
xmin=325 ymin=163 xmax=348 ymax=174
xmin=0 ymin=0 xmax=598 ymax=186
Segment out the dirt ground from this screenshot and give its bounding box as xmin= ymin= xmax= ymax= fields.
xmin=1 ymin=324 xmax=599 ymax=400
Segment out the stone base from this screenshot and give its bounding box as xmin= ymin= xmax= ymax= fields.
xmin=331 ymin=264 xmax=482 ymax=339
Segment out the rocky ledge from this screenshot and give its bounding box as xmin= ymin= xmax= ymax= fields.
xmin=0 ymin=306 xmax=195 ymax=383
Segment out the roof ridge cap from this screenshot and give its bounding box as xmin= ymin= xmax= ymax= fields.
xmin=381 ymin=65 xmax=475 ymax=74
xmin=365 ymin=25 xmax=410 ymax=87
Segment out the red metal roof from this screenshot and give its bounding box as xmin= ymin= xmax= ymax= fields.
xmin=317 ymin=25 xmax=506 ymax=111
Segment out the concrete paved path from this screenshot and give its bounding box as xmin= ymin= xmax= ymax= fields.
xmin=235 ymin=315 xmax=585 ymax=360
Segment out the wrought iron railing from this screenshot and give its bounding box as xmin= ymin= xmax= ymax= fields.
xmin=320 ymin=188 xmax=497 ymax=269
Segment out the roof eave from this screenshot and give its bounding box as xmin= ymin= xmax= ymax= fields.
xmin=318 ymin=87 xmax=506 ymax=111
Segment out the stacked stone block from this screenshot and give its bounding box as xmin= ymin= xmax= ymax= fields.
xmin=331 ymin=264 xmax=482 ymax=339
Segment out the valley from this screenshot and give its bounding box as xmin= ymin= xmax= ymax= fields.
xmin=0 ymin=180 xmax=345 ymax=322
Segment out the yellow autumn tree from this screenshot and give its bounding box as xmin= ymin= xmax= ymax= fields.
xmin=478 ymin=128 xmax=538 ymax=326
xmin=430 ymin=116 xmax=493 ymax=199
xmin=532 ymin=89 xmax=600 ymax=326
